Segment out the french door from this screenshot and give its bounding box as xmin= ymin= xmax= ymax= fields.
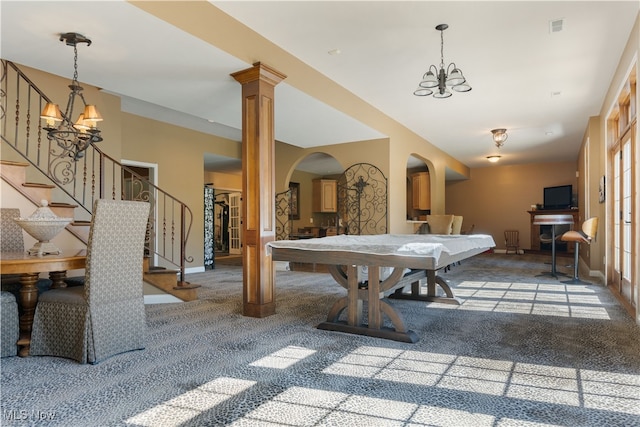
xmin=612 ymin=131 xmax=635 ymax=305
xmin=228 ymin=192 xmax=242 ymax=255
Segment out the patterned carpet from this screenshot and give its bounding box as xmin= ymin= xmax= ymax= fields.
xmin=1 ymin=253 xmax=639 ymax=426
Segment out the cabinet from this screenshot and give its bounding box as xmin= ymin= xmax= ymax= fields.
xmin=313 ymin=179 xmax=337 ymax=213
xmin=411 ymin=172 xmax=430 ymax=210
xmin=528 ymin=209 xmax=579 ymax=253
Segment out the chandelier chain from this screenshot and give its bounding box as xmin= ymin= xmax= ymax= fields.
xmin=439 ymin=29 xmax=445 ymax=69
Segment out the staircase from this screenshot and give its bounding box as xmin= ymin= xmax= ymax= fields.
xmin=1 ymin=160 xmax=199 ymax=302
xmin=1 ymin=60 xmax=199 ymax=302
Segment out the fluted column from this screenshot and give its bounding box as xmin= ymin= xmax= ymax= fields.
xmin=231 ymin=62 xmax=286 ymax=317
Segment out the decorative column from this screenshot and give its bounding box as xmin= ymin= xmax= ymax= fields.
xmin=231 ymin=62 xmax=286 ymax=317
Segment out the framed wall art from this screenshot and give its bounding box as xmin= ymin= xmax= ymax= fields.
xmin=599 ymin=175 xmax=605 ymax=203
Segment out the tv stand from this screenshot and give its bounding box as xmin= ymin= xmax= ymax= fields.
xmin=528 ymin=209 xmax=579 ymax=253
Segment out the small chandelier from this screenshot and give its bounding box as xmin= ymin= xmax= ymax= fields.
xmin=491 ymin=128 xmax=508 ymax=148
xmin=414 ymin=24 xmax=471 ymax=98
xmin=40 ymin=32 xmax=103 ymax=161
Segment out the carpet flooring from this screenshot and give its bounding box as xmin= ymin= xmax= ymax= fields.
xmin=1 ymin=253 xmax=639 ymax=426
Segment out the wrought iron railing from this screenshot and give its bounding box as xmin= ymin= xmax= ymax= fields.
xmin=337 ymin=162 xmax=388 ymax=235
xmin=275 ymin=188 xmax=291 ymax=240
xmin=1 ymin=59 xmax=193 ymax=282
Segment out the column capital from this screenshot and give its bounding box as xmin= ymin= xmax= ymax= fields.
xmin=231 ymin=62 xmax=287 ymax=86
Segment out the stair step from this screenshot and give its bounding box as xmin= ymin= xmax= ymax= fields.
xmin=22 ymin=182 xmax=55 ymax=189
xmin=50 ymin=202 xmax=79 ymax=221
xmin=50 ymin=202 xmax=78 ymax=208
xmin=0 ymin=160 xmax=30 ymax=167
xmin=143 ymin=269 xmax=199 ymax=302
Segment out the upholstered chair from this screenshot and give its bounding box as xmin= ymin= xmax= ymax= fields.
xmin=426 ymin=215 xmax=454 ymax=235
xmin=1 ymin=291 xmax=19 ymax=357
xmin=451 ymin=216 xmax=463 ymax=235
xmin=560 ymin=217 xmax=598 ymax=284
xmin=30 ymin=199 xmax=150 ymax=364
xmin=1 ymin=208 xmax=52 ymax=295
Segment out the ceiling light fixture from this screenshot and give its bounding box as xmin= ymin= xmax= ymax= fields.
xmin=413 ymin=24 xmax=471 ymax=98
xmin=40 ymin=32 xmax=103 ymax=161
xmin=486 ymin=155 xmax=502 ymax=163
xmin=491 ymin=128 xmax=508 ymax=148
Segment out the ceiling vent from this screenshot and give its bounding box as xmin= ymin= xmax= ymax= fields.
xmin=549 ymin=18 xmax=564 ymax=33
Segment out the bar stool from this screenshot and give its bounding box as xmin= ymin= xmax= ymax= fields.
xmin=560 ymin=217 xmax=598 ymax=284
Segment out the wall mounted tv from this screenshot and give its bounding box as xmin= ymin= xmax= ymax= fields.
xmin=543 ymin=185 xmax=573 ymax=210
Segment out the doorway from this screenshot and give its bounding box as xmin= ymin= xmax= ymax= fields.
xmin=121 ymin=160 xmax=157 ymax=263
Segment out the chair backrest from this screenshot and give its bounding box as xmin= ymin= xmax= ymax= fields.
xmin=504 ymin=230 xmax=519 ymax=245
xmin=426 ymin=215 xmax=454 ymax=235
xmin=582 ymin=217 xmax=598 ymax=239
xmin=84 ymin=199 xmax=150 ymax=304
xmin=451 ymin=216 xmax=464 ymax=235
xmin=1 ymin=208 xmax=24 ymax=252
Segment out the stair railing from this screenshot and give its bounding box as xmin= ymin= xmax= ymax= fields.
xmin=1 ymin=59 xmax=194 ymax=283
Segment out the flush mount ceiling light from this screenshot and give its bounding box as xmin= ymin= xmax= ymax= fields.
xmin=413 ymin=24 xmax=471 ymax=99
xmin=491 ymin=128 xmax=508 ymax=148
xmin=40 ymin=32 xmax=103 ymax=161
xmin=486 ymin=155 xmax=502 ymax=163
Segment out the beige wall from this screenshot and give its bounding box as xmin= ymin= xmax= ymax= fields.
xmin=204 ymin=171 xmax=241 ymax=192
xmin=588 ymin=12 xmax=639 ymax=319
xmin=446 ymin=162 xmax=577 ymax=250
xmin=121 ymin=113 xmax=244 ymax=268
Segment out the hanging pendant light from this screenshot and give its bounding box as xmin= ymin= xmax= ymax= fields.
xmin=40 ymin=32 xmax=103 ymax=161
xmin=414 ymin=24 xmax=471 ymax=98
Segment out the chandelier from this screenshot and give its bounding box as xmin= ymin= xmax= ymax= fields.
xmin=413 ymin=24 xmax=471 ymax=98
xmin=40 ymin=32 xmax=102 ymax=161
xmin=491 ymin=128 xmax=508 ymax=148
xmin=487 ymin=128 xmax=508 ymax=162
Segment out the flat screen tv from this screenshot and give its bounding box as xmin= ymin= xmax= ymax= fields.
xmin=543 ymin=185 xmax=572 ymax=210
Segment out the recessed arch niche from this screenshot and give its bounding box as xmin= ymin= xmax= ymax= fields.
xmin=276 ymin=152 xmax=344 ymax=240
xmin=406 ymin=154 xmax=432 ymax=221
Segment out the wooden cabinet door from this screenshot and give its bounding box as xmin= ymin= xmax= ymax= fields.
xmin=313 ymin=179 xmax=337 ymax=212
xmin=412 ymin=172 xmax=430 ymax=210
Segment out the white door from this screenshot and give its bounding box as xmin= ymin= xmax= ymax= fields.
xmin=229 ymin=192 xmax=242 ymax=254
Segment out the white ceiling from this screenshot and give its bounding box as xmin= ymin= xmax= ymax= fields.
xmin=2 ymin=1 xmax=638 ymax=177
